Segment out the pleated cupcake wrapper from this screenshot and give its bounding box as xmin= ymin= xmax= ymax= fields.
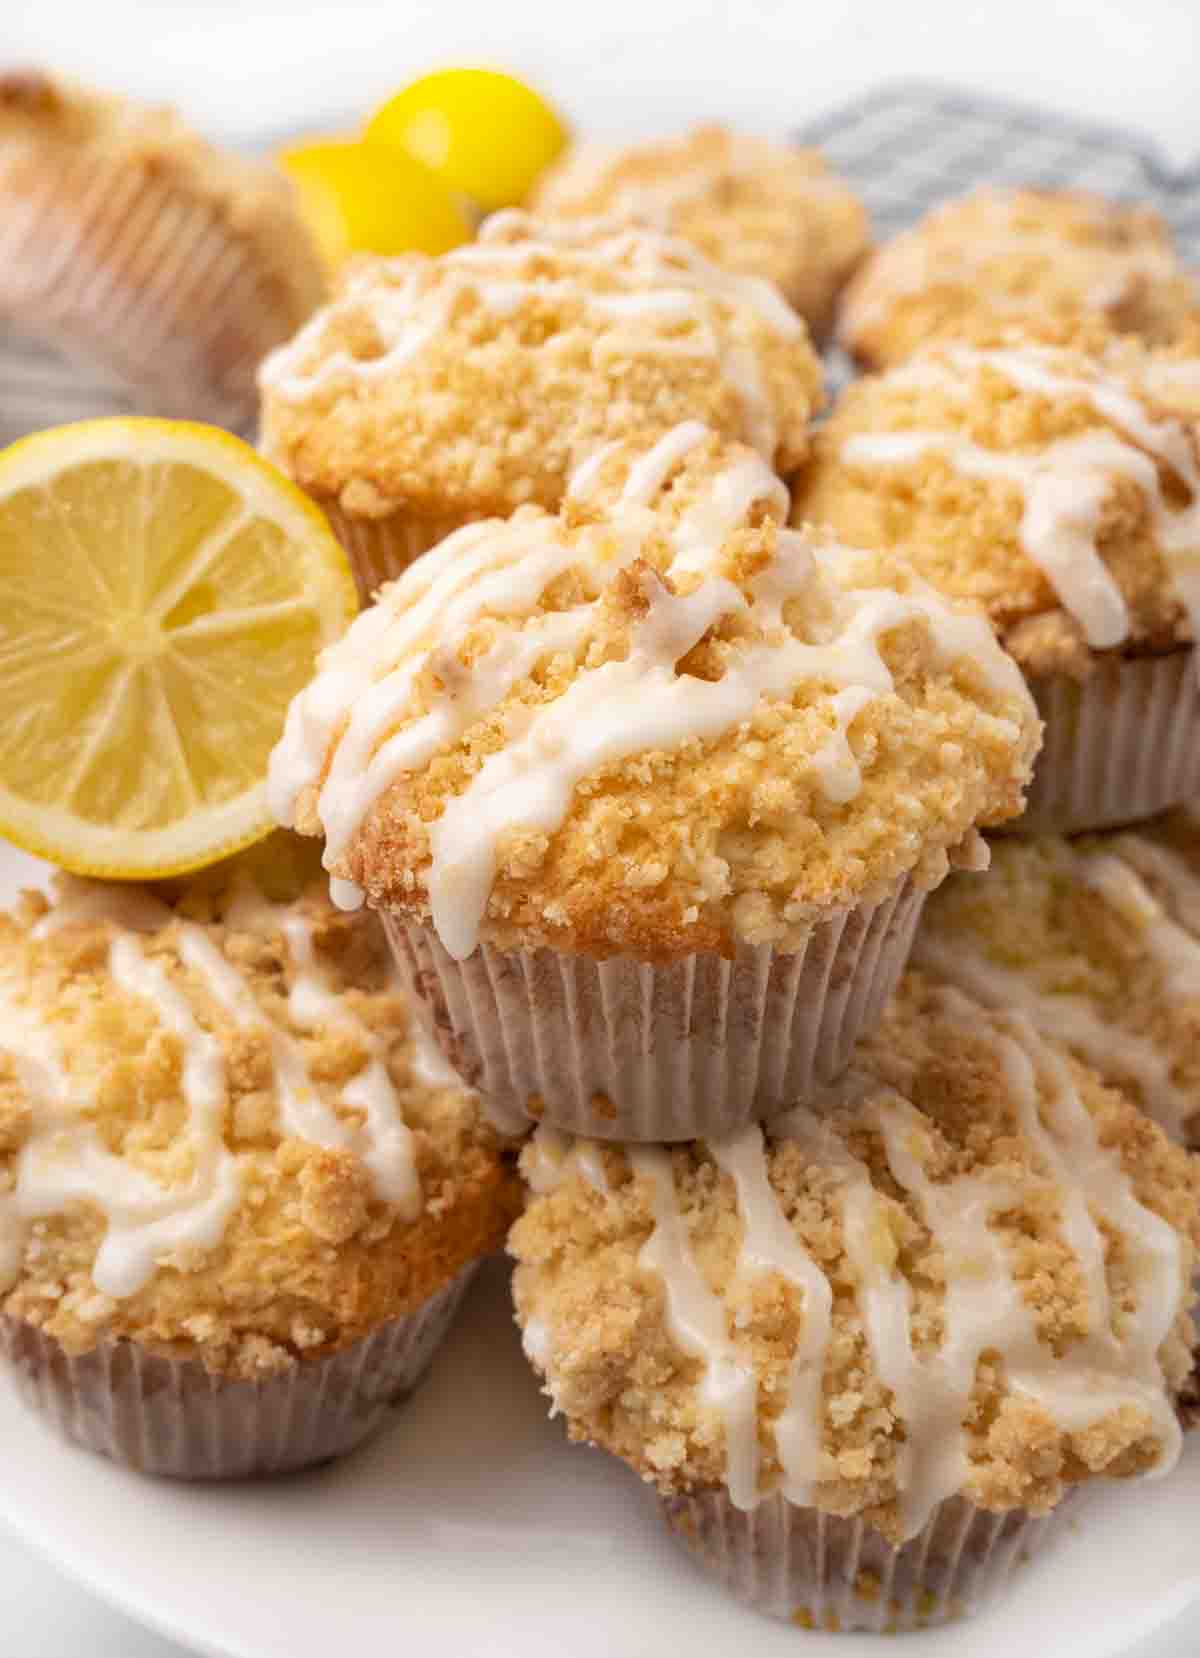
xmin=0 ymin=324 xmax=142 ymax=446
xmin=662 ymin=1490 xmax=1064 ymax=1632
xmin=382 ymin=877 xmax=924 ymax=1141
xmin=0 ymin=147 xmax=296 ymax=434
xmin=322 ymin=504 xmax=481 ymax=603
xmin=0 ymin=1261 xmax=476 ymax=1480
xmin=1014 ymin=649 xmax=1200 ymax=835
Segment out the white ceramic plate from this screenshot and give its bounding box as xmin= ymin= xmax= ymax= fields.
xmin=2 ymin=842 xmax=1200 ymax=1658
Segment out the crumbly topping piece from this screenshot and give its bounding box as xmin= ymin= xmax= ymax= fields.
xmin=916 ymin=808 xmax=1200 ymax=1148
xmin=794 ymin=338 xmax=1200 ymax=677
xmin=0 ymin=834 xmax=518 ymax=1376
xmin=1121 ymin=322 xmax=1200 ymax=422
xmin=271 ymin=427 xmax=1037 ymax=960
xmin=838 ymin=187 xmax=1199 ymax=371
xmin=530 ymin=124 xmax=869 ymax=340
xmin=0 ymin=69 xmax=325 ymax=331
xmin=257 ymin=210 xmax=823 ymax=523
xmin=510 ymin=972 xmax=1200 ymax=1541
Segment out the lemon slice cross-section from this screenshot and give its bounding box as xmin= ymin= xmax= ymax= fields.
xmin=0 ymin=418 xmax=357 ymax=878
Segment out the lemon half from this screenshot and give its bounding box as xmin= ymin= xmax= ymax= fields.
xmin=0 ymin=419 xmax=357 ymax=879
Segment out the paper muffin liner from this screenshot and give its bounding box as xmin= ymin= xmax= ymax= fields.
xmin=321 ymin=504 xmax=482 ymax=602
xmin=0 ymin=147 xmax=305 ymax=435
xmin=1014 ymin=649 xmax=1200 ymax=835
xmin=662 ymin=1489 xmax=1064 ymax=1632
xmin=0 ymin=1261 xmax=477 ymax=1480
xmin=382 ymin=876 xmax=924 ymax=1141
xmin=0 ymin=324 xmax=142 ymax=446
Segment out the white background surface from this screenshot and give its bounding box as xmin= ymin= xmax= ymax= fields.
xmin=0 ymin=2 xmax=1198 ymax=1654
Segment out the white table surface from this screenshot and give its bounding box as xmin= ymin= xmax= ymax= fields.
xmin=1 ymin=2 xmax=1199 ymax=1653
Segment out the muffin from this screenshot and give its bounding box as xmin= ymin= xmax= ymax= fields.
xmin=257 ymin=210 xmax=824 ymax=599
xmin=838 ymin=187 xmax=1199 ymax=372
xmin=0 ymin=835 xmax=519 ymax=1479
xmin=0 ymin=70 xmax=327 ymax=439
xmin=529 ymin=124 xmax=870 ymax=343
xmin=510 ymin=971 xmax=1200 ymax=1630
xmin=794 ymin=337 xmax=1200 ymax=831
xmin=271 ymin=425 xmax=1038 ymax=1140
xmin=916 ymin=809 xmax=1200 ymax=1148
xmin=1129 ymin=322 xmax=1200 ymax=420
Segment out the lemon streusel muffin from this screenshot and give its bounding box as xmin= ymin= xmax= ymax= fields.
xmin=915 ymin=810 xmax=1200 ymax=1149
xmin=528 ymin=124 xmax=870 ymax=344
xmin=270 ymin=425 xmax=1038 ymax=1140
xmin=257 ymin=210 xmax=824 ymax=599
xmin=0 ymin=836 xmax=519 ymax=1479
xmin=510 ymin=971 xmax=1200 ymax=1630
xmin=838 ymin=187 xmax=1199 ymax=372
xmin=0 ymin=70 xmax=327 ymax=441
xmin=794 ymin=337 xmax=1200 ymax=831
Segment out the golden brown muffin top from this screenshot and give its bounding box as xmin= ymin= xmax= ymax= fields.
xmin=510 ymin=971 xmax=1200 ymax=1542
xmin=529 ymin=123 xmax=869 ymax=341
xmin=257 ymin=209 xmax=823 ymax=524
xmin=0 ymin=835 xmax=518 ymax=1377
xmin=916 ymin=809 xmax=1200 ymax=1149
xmin=0 ymin=69 xmax=326 ymax=331
xmin=794 ymin=337 xmax=1200 ymax=678
xmin=271 ymin=427 xmax=1037 ymax=961
xmin=838 ymin=187 xmax=1199 ymax=371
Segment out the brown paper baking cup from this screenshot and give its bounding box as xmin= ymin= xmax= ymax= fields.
xmin=1014 ymin=649 xmax=1200 ymax=835
xmin=662 ymin=1489 xmax=1064 ymax=1631
xmin=321 ymin=504 xmax=482 ymax=602
xmin=0 ymin=1261 xmax=477 ymax=1480
xmin=0 ymin=148 xmax=304 ymax=434
xmin=382 ymin=877 xmax=924 ymax=1140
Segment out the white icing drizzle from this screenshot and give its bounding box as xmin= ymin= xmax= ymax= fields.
xmin=0 ymin=877 xmax=427 ymax=1300
xmin=540 ymin=1002 xmax=1185 ymax=1533
xmin=523 ymin=1125 xmax=609 ymax=1197
xmin=844 ymin=346 xmax=1200 ymax=653
xmin=917 ymin=832 xmax=1200 ymax=1141
xmin=709 ymin=1127 xmax=832 ymax=1504
xmin=618 ymin=420 xmax=711 ymax=504
xmin=259 ymin=216 xmax=800 ymax=462
xmin=629 ymin=1144 xmax=761 ymax=1511
xmin=271 ymin=428 xmax=1029 ymax=959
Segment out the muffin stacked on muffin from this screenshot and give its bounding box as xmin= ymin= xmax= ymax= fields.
xmin=0 ymin=69 xmax=327 ymax=439
xmin=915 ymin=808 xmax=1200 ymax=1148
xmin=529 ymin=124 xmax=870 ymax=343
xmin=794 ymin=335 xmax=1200 ymax=831
xmin=510 ymin=971 xmax=1200 ymax=1630
xmin=0 ymin=835 xmax=518 ymax=1478
xmin=839 ymin=187 xmax=1199 ymax=372
xmin=269 ymin=423 xmax=1038 ymax=1139
xmin=257 ymin=211 xmax=824 ymax=597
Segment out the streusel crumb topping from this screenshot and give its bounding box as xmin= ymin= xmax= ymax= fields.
xmin=794 ymin=337 xmax=1200 ymax=677
xmin=0 ymin=835 xmax=518 ymax=1377
xmin=271 ymin=428 xmax=1037 ymax=961
xmin=838 ymin=187 xmax=1199 ymax=371
xmin=510 ymin=971 xmax=1200 ymax=1542
xmin=258 ymin=210 xmax=823 ymax=525
xmin=530 ymin=124 xmax=869 ymax=340
xmin=916 ymin=807 xmax=1200 ymax=1148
